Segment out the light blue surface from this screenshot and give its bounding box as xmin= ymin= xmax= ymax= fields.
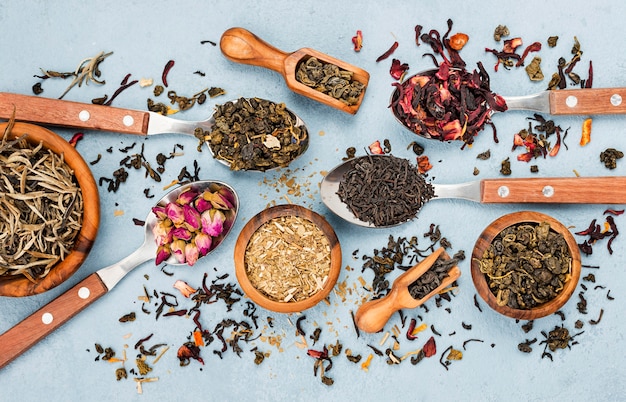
xmin=1 ymin=1 xmax=625 ymax=401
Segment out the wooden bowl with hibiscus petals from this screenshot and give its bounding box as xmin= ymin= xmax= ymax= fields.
xmin=234 ymin=204 xmax=341 ymax=313
xmin=0 ymin=122 xmax=100 ymax=297
xmin=471 ymin=211 xmax=581 ymax=320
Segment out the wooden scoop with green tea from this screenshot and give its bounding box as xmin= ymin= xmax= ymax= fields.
xmin=355 ymin=247 xmax=461 ymax=333
xmin=0 ymin=93 xmax=308 ymax=172
xmin=220 ymin=27 xmax=369 ymax=114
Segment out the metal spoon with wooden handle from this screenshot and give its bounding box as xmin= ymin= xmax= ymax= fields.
xmin=320 ymin=154 xmax=626 ymax=228
xmin=355 ymin=247 xmax=461 ymax=333
xmin=0 ymin=92 xmax=308 ymax=171
xmin=220 ymin=27 xmax=369 ymax=114
xmin=390 ymin=68 xmax=626 ymax=140
xmin=0 ymin=180 xmax=238 ymax=370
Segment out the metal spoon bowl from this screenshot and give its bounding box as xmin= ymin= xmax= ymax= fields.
xmin=0 ymin=93 xmax=309 ymax=172
xmin=0 ymin=180 xmax=239 ymax=369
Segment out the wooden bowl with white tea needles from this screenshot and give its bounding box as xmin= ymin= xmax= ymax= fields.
xmin=0 ymin=122 xmax=99 ymax=297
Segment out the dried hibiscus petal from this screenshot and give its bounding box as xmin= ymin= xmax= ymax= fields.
xmin=177 ymin=342 xmax=204 ymax=366
xmin=352 ymin=30 xmax=363 ymax=52
xmin=376 ymin=41 xmax=398 ymax=62
xmin=423 ymin=336 xmax=437 ymax=357
xmin=390 ymin=59 xmax=409 ymax=80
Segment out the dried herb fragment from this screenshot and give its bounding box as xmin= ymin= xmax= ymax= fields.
xmin=119 ymin=312 xmax=136 ymax=323
xmin=376 ymin=41 xmax=398 ymax=62
xmin=162 ymin=60 xmax=175 ymax=87
xmin=600 ymin=148 xmax=623 ymax=169
xmin=352 ymin=30 xmax=363 ymax=52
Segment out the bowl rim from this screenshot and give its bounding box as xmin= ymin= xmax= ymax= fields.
xmin=0 ymin=122 xmax=100 ymax=297
xmin=470 ymin=211 xmax=581 ymax=320
xmin=234 ymin=204 xmax=341 ymax=313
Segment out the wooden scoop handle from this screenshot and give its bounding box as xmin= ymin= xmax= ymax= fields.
xmin=0 ymin=273 xmax=108 ymax=370
xmin=0 ymin=92 xmax=149 ymax=135
xmin=481 ymin=176 xmax=626 ymax=204
xmin=550 ymin=88 xmax=626 ymax=115
xmin=220 ymin=27 xmax=290 ymax=74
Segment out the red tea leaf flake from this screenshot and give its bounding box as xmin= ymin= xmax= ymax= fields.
xmin=423 ymin=336 xmax=437 ymax=357
xmin=352 ymin=30 xmax=363 ymax=52
xmin=376 ymin=41 xmax=398 ymax=62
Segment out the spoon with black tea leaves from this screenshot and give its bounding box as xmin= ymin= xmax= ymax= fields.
xmin=0 ymin=93 xmax=308 ymax=171
xmin=0 ymin=180 xmax=239 ymax=370
xmin=390 ymin=67 xmax=626 ymax=141
xmin=320 ymin=154 xmax=626 ymax=228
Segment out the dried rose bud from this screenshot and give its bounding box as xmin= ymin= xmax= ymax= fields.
xmin=184 ymin=243 xmax=199 ymax=266
xmin=176 ymin=188 xmax=198 ymax=205
xmin=183 ymin=204 xmax=201 ymax=231
xmin=201 ymin=209 xmax=225 ymax=237
xmin=170 ymin=226 xmax=192 ymax=241
xmin=155 ymin=244 xmax=171 ymax=265
xmin=170 ymin=239 xmax=187 ymax=264
xmin=194 ymin=232 xmax=212 ymax=256
xmin=166 ymin=202 xmax=185 ymax=225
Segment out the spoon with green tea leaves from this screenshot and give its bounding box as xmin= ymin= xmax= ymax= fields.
xmin=0 ymin=93 xmax=308 ymax=172
xmin=389 ymin=64 xmax=626 ymax=146
xmin=320 ymin=154 xmax=626 ymax=228
xmin=0 ymin=180 xmax=238 ymax=370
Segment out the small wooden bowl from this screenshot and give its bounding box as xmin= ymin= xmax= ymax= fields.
xmin=471 ymin=211 xmax=581 ymax=320
xmin=234 ymin=204 xmax=341 ymax=313
xmin=0 ymin=122 xmax=100 ymax=297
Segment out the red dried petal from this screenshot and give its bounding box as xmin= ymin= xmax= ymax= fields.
xmin=352 ymin=30 xmax=363 ymax=52
xmin=390 ymin=59 xmax=410 ymax=80
xmin=376 ymin=41 xmax=398 ymax=62
xmin=423 ymin=336 xmax=436 ymax=357
xmin=69 ymin=132 xmax=84 ymax=147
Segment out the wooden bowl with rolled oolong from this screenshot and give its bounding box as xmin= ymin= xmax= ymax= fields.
xmin=234 ymin=204 xmax=341 ymax=313
xmin=0 ymin=122 xmax=100 ymax=297
xmin=471 ymin=211 xmax=581 ymax=320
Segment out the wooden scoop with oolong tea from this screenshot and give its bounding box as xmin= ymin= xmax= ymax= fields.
xmin=220 ymin=27 xmax=369 ymax=114
xmin=0 ymin=180 xmax=238 ymax=370
xmin=320 ymin=154 xmax=626 ymax=228
xmin=355 ymin=247 xmax=461 ymax=333
xmin=0 ymin=93 xmax=308 ymax=172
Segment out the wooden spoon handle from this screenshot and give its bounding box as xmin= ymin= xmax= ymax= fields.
xmin=550 ymin=88 xmax=626 ymax=115
xmin=0 ymin=92 xmax=149 ymax=135
xmin=355 ymin=290 xmax=402 ymax=334
xmin=0 ymin=273 xmax=108 ymax=370
xmin=481 ymin=176 xmax=626 ymax=204
xmin=220 ymin=27 xmax=289 ymax=74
